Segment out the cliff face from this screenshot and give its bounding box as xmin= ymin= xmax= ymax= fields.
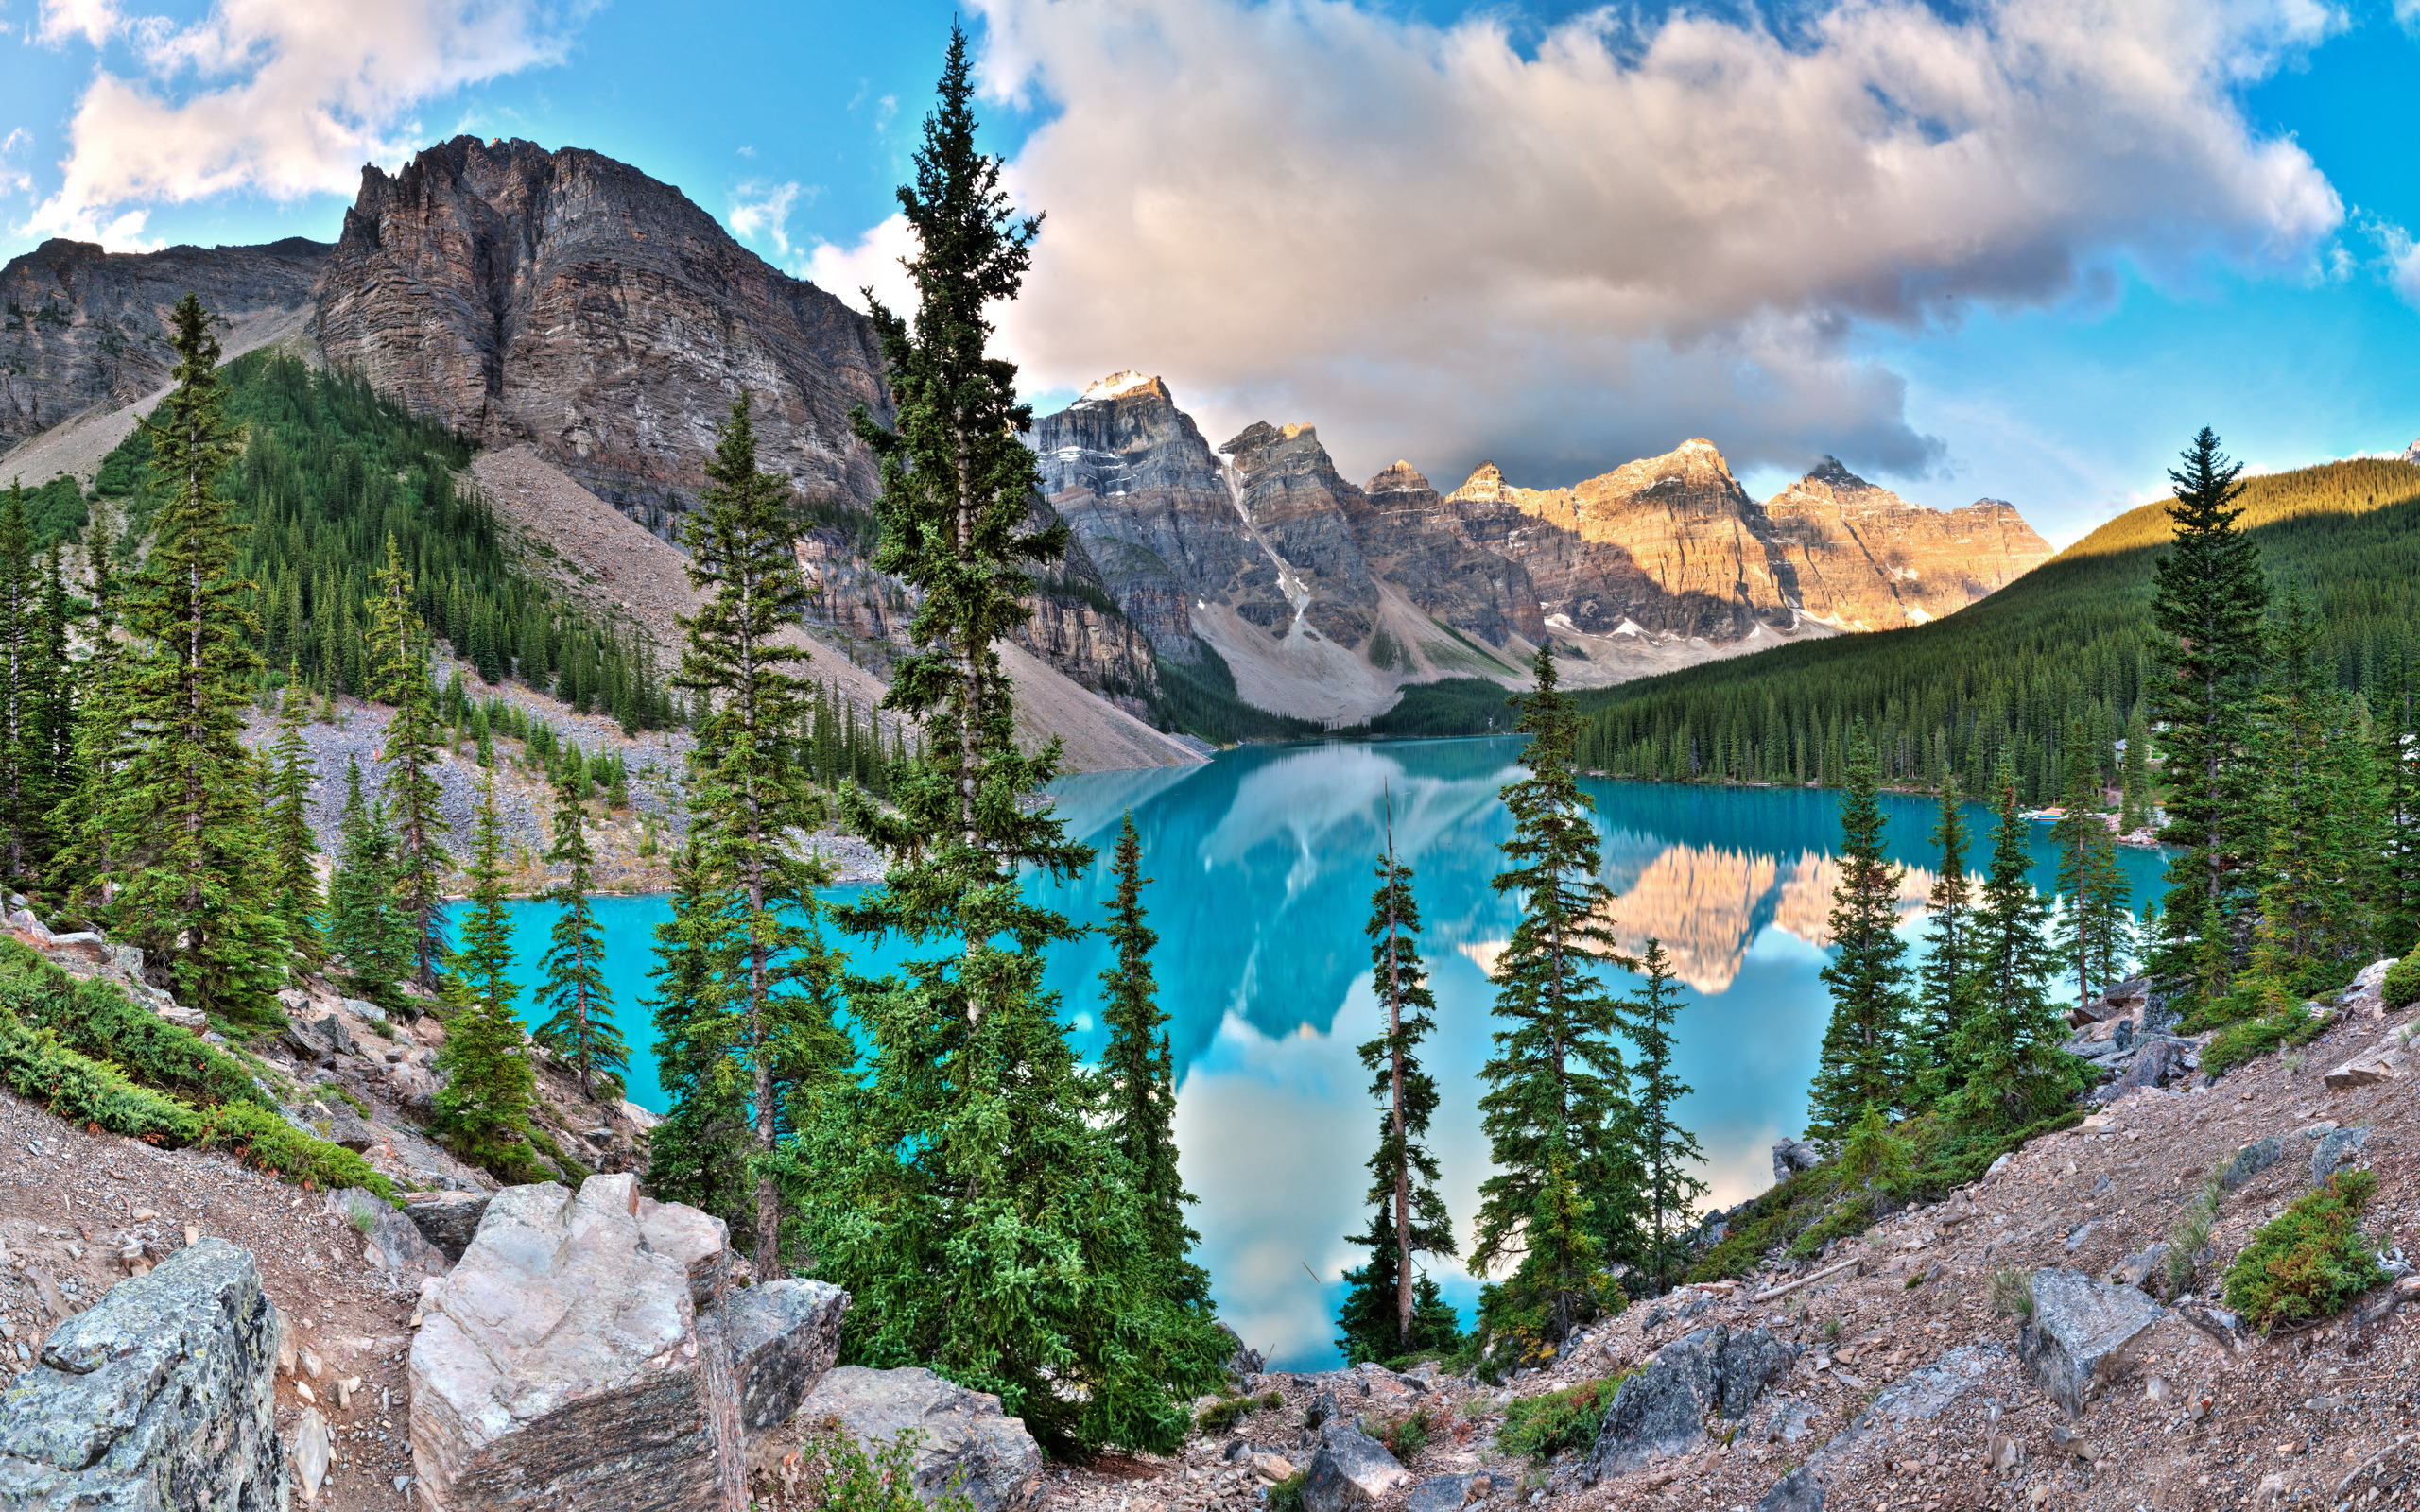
xmin=1353 ymin=461 xmax=1545 ymax=647
xmin=1219 ymin=421 xmax=1379 ymax=649
xmin=1029 ymin=372 xmax=1277 ymax=659
xmin=312 ymin=136 xmax=889 ymax=527
xmin=0 ymin=236 xmax=329 ymax=450
xmin=1759 ymin=457 xmax=2053 ymax=627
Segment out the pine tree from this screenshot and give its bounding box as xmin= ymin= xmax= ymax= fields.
xmin=1341 ymin=805 xmax=1455 ymax=1355
xmin=670 ymin=392 xmax=843 ymax=1273
xmin=534 ymin=764 xmax=627 ymax=1100
xmin=2149 ymin=428 xmax=2268 ymax=1005
xmin=436 ymin=773 xmax=538 ymax=1179
xmin=0 ymin=484 xmax=41 ymax=883
xmin=644 ymin=838 xmax=753 ymax=1224
xmin=2377 ymin=652 xmax=2420 ymax=953
xmin=1806 ymin=727 xmax=1913 ymax=1136
xmin=1951 ymin=757 xmax=2077 ymax=1127
xmin=50 ymin=522 xmax=126 ymax=917
xmin=266 ymin=671 xmax=323 ymax=966
xmin=368 ymin=535 xmax=450 ymax=998
xmin=106 ymin=293 xmax=281 ymax=1019
xmin=2050 ymin=720 xmax=2108 ymax=1015
xmin=1618 ymin=939 xmax=1706 ymax=1295
xmin=1913 ymin=770 xmax=1977 ymax=1102
xmin=1474 ymin=647 xmax=1632 ymax=1347
xmin=2118 ymin=712 xmax=2152 ymax=834
xmin=810 ymin=26 xmax=1225 ymax=1454
xmin=327 ymin=758 xmax=407 ymax=1005
xmin=1097 ymin=813 xmax=1200 ymax=1289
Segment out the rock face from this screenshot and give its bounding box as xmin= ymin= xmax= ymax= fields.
xmin=1302 ymin=1418 xmax=1413 ymax=1512
xmin=0 ymin=235 xmax=329 ymax=451
xmin=0 ymin=1238 xmax=286 ymax=1508
xmin=1584 ymin=1325 xmax=1792 ymax=1481
xmin=795 ymin=1366 xmax=1045 ymax=1512
xmin=1758 ymin=459 xmax=2051 ymax=628
xmin=313 ymin=136 xmax=890 ymax=528
xmin=2017 ymin=1270 xmax=2163 ymax=1417
xmin=1353 ymin=462 xmax=1545 ymax=651
xmin=1220 ymin=421 xmax=1381 ymax=649
xmin=408 ymin=1172 xmax=836 ymax=1512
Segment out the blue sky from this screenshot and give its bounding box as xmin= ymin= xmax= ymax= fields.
xmin=6 ymin=0 xmax=2418 ymax=543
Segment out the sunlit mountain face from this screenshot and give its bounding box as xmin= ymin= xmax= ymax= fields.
xmin=456 ymin=736 xmax=2168 ymax=1369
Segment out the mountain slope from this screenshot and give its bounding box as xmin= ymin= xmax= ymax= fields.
xmin=1570 ymin=456 xmax=2420 ymax=801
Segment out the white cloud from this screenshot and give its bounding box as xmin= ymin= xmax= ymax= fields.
xmin=0 ymin=129 xmax=32 ymax=199
xmin=959 ymin=0 xmax=2345 ymax=488
xmin=808 ymin=211 xmax=919 ymax=320
xmin=2375 ymin=223 xmax=2420 ymax=309
xmin=21 ymin=0 xmax=588 ymax=247
xmin=728 ymin=180 xmax=804 ymax=258
xmin=2398 ymin=0 xmax=2420 ymax=34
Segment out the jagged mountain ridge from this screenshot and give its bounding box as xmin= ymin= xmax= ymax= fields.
xmin=1032 ymin=371 xmax=2053 ymax=721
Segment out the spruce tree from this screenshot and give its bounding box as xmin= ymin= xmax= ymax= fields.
xmin=106 ymin=293 xmax=282 ymax=1018
xmin=327 ymin=758 xmax=407 ymax=1005
xmin=1806 ymin=727 xmax=1912 ymax=1136
xmin=645 ymin=838 xmax=754 ymax=1224
xmin=436 ymin=773 xmax=538 ymax=1179
xmin=2148 ymin=428 xmax=2268 ymax=1005
xmin=1098 ymin=813 xmax=1201 ymax=1289
xmin=2118 ymin=712 xmax=2152 ymax=834
xmin=534 ymin=764 xmax=627 ymax=1100
xmin=811 ymin=25 xmax=1225 ymax=1454
xmin=1340 ymin=807 xmax=1455 ymax=1355
xmin=1474 ymin=646 xmax=1632 ymax=1348
xmin=1950 ymin=757 xmax=2077 ymax=1127
xmin=671 ymin=392 xmax=843 ymax=1272
xmin=1618 ymin=939 xmax=1706 ymax=1295
xmin=369 ymin=535 xmax=450 ymax=998
xmin=266 ymin=671 xmax=323 ymax=966
xmin=52 ymin=523 xmax=126 ymax=916
xmin=0 ymin=484 xmax=40 ymax=883
xmin=2378 ymin=653 xmax=2420 ymax=953
xmin=1913 ymin=770 xmax=1976 ymax=1102
xmin=2050 ymin=721 xmax=2109 ymax=1014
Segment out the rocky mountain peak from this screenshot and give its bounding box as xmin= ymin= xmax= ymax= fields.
xmin=1366 ymin=460 xmax=1433 ymax=495
xmin=1445 ymin=460 xmax=1514 ymax=505
xmin=1079 ymin=370 xmax=1164 ymax=403
xmin=1803 ymin=455 xmax=1867 ymax=490
xmin=2403 ymin=438 xmax=2420 ymax=466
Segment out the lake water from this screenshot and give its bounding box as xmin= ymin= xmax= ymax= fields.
xmin=452 ymin=735 xmax=2169 ymax=1369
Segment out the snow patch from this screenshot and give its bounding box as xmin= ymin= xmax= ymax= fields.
xmin=1081 ymin=369 xmax=1155 ymax=401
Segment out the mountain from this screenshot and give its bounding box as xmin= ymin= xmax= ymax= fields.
xmin=1 ymin=235 xmax=328 ymax=450
xmin=314 ymin=136 xmax=889 ymax=527
xmin=1573 ymin=455 xmax=2420 ymax=802
xmin=1036 ymin=372 xmax=2054 ymax=723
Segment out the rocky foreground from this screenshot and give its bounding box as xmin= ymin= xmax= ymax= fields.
xmin=5 ymin=920 xmax=2419 ymax=1509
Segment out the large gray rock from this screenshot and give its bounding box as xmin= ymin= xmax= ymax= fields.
xmin=410 ymin=1174 xmax=726 ymax=1510
xmin=1806 ymin=1346 xmax=2002 ymax=1470
xmin=794 ymin=1366 xmax=1044 ymax=1512
xmin=1585 ymin=1325 xmax=1793 ymax=1482
xmin=1758 ymin=1467 xmax=1824 ymax=1512
xmin=1772 ymin=1139 xmax=1826 ymax=1181
xmin=2018 ymin=1271 xmax=2163 ymax=1417
xmin=335 ymin=1187 xmax=445 ymax=1277
xmin=0 ymin=1238 xmax=287 ymax=1509
xmin=2221 ymin=1136 xmax=2286 ymax=1191
xmin=1218 ymin=1321 xmax=1266 ymax=1388
xmin=720 ymin=1280 xmax=847 ymax=1432
xmin=1302 ymin=1418 xmax=1412 ymax=1512
xmin=405 ymin=1191 xmax=492 ymax=1265
xmin=2311 ymin=1125 xmax=2371 ymax=1188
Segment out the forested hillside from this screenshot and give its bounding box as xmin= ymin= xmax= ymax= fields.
xmin=1568 ymin=457 xmax=2420 ymax=801
xmin=91 ymin=352 xmax=675 ymax=730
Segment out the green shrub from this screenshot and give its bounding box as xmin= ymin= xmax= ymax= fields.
xmin=0 ymin=940 xmax=267 ymax=1108
xmin=1498 ymin=1377 xmax=1623 ymax=1464
xmin=750 ymin=1418 xmax=977 ymax=1512
xmin=1267 ymin=1470 xmax=1308 ymax=1512
xmin=1194 ymin=1390 xmax=1285 ymax=1435
xmin=1374 ymin=1407 xmax=1434 ymax=1462
xmin=2384 ymin=955 xmax=2420 ymax=1011
xmin=2203 ymin=1009 xmax=2326 ymax=1077
xmin=2222 ymin=1170 xmax=2387 ymax=1331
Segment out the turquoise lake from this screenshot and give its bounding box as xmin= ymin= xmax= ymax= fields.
xmin=450 ymin=735 xmax=2169 ymax=1369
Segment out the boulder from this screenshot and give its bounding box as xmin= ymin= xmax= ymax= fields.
xmin=1584 ymin=1324 xmax=1793 ymax=1481
xmin=336 ymin=1188 xmax=446 ymax=1277
xmin=1405 ymin=1472 xmax=1478 ymax=1512
xmin=405 ymin=1191 xmax=493 ymax=1265
xmin=1303 ymin=1418 xmax=1412 ymax=1512
xmin=2221 ymin=1135 xmax=2286 ymax=1191
xmin=1758 ymin=1467 xmax=1825 ymax=1512
xmin=720 ymin=1280 xmax=847 ymax=1432
xmin=410 ymin=1174 xmax=726 ymax=1510
xmin=2116 ymin=1040 xmax=2175 ymax=1093
xmin=795 ymin=1366 xmax=1044 ymax=1512
xmin=2325 ymin=1036 xmax=2411 ymax=1091
xmin=343 ymin=994 xmax=389 ymax=1024
xmin=2104 ymin=1243 xmax=2170 ymax=1292
xmin=638 ymin=1193 xmax=729 ymax=1309
xmin=311 ymin=1014 xmax=357 ymax=1058
xmin=44 ymin=929 xmax=112 ymax=963
xmin=2339 ymin=957 xmax=2397 ymax=1018
xmin=2311 ymin=1125 xmax=2371 ymax=1187
xmin=1772 ymin=1139 xmax=1826 ymax=1181
xmin=2018 ymin=1271 xmax=2163 ymax=1417
xmin=1218 ymin=1321 xmax=1266 ymax=1387
xmin=0 ymin=1238 xmax=286 ymax=1507
xmin=1805 ymin=1346 xmax=2000 ymax=1469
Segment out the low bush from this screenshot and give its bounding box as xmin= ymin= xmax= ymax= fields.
xmin=2203 ymin=1009 xmax=2327 ymax=1078
xmin=1374 ymin=1407 xmax=1435 ymax=1462
xmin=1194 ymin=1391 xmax=1285 ymax=1435
xmin=750 ymin=1418 xmax=976 ymax=1512
xmin=1266 ymin=1469 xmax=1308 ymax=1512
xmin=1497 ymin=1377 xmax=1623 ymax=1464
xmin=2222 ymin=1169 xmax=2387 ymax=1331
xmin=0 ymin=940 xmax=266 ymax=1108
xmin=2384 ymin=955 xmax=2420 ymax=1011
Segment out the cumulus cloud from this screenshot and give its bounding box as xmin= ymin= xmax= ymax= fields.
xmin=728 ymin=180 xmax=811 ymax=262
xmin=952 ymin=0 xmax=2344 ymax=490
xmin=0 ymin=130 xmax=32 ymax=200
xmin=809 ymin=211 xmax=920 ymax=320
xmin=2375 ymin=223 xmax=2420 ymax=309
xmin=22 ymin=0 xmax=589 ymax=247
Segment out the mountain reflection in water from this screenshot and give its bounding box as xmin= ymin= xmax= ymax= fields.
xmin=461 ymin=735 xmax=2168 ymax=1371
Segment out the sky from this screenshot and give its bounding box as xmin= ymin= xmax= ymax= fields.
xmin=4 ymin=0 xmax=2418 ymax=546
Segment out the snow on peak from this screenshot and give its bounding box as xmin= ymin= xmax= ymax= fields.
xmin=1080 ymin=370 xmax=1158 ymax=402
